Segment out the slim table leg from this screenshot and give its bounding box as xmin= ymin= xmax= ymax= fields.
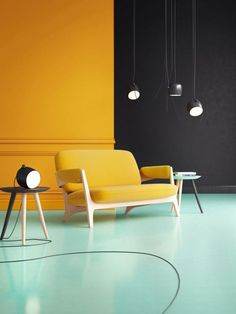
xmin=178 ymin=180 xmax=183 ymax=209
xmin=0 ymin=192 xmax=16 ymax=240
xmin=191 ymin=180 xmax=203 ymax=213
xmin=171 ymin=180 xmax=180 ymax=212
xmin=33 ymin=193 xmax=49 ymax=239
xmin=21 ymin=193 xmax=27 ymax=245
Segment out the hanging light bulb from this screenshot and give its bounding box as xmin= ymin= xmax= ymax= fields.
xmin=128 ymin=0 xmax=140 ymax=100
xmin=186 ymin=0 xmax=203 ymax=117
xmin=169 ymin=0 xmax=182 ymax=97
xmin=128 ymin=83 xmax=140 ymax=100
xmin=187 ymin=98 xmax=203 ymax=117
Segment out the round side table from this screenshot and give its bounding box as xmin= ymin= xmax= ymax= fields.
xmin=174 ymin=175 xmax=203 ymax=213
xmin=0 ymin=187 xmax=49 ymax=245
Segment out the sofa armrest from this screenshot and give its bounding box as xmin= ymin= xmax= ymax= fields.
xmin=55 ymin=168 xmax=83 ymax=187
xmin=140 ymin=165 xmax=174 ymax=184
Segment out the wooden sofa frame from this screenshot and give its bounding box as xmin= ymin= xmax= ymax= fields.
xmin=56 ymin=167 xmax=179 ymax=228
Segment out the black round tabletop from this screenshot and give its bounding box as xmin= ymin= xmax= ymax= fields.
xmin=0 ymin=187 xmax=49 ymax=193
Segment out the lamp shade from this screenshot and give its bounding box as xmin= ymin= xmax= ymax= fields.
xmin=169 ymin=83 xmax=182 ymax=96
xmin=16 ymin=165 xmax=41 ymax=189
xmin=187 ymin=99 xmax=203 ymax=117
xmin=128 ymin=83 xmax=140 ymax=100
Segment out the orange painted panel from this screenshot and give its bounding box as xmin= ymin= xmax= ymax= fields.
xmin=0 ymin=0 xmax=114 ymax=209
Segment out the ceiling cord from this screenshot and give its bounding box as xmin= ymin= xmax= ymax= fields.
xmin=169 ymin=0 xmax=177 ymax=84
xmin=170 ymin=0 xmax=173 ymax=78
xmin=173 ymin=0 xmax=177 ymax=82
xmin=164 ymin=0 xmax=170 ymax=87
xmin=132 ymin=0 xmax=136 ymax=84
xmin=192 ymin=0 xmax=197 ymax=99
xmin=164 ymin=0 xmax=170 ymax=111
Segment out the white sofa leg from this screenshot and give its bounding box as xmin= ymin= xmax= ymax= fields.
xmin=81 ymin=169 xmax=95 ymax=228
xmin=62 ymin=191 xmax=72 ymax=221
xmin=87 ymin=206 xmax=94 ymax=228
xmin=172 ymin=197 xmax=180 ymax=217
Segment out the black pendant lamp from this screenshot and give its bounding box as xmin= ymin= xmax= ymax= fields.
xmin=169 ymin=83 xmax=182 ymax=96
xmin=169 ymin=0 xmax=182 ymax=97
xmin=187 ymin=0 xmax=203 ymax=117
xmin=128 ymin=0 xmax=140 ymax=100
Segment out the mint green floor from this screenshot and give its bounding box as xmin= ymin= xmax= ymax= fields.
xmin=1 ymin=194 xmax=236 ymax=314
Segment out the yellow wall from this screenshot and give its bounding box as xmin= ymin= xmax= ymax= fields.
xmin=0 ymin=0 xmax=114 ymax=209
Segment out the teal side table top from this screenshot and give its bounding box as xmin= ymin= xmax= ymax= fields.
xmin=174 ymin=175 xmax=201 ymax=180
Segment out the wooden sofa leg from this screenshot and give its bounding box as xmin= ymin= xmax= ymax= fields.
xmin=172 ymin=197 xmax=180 ymax=217
xmin=64 ymin=211 xmax=72 ymax=221
xmin=87 ymin=206 xmax=94 ymax=228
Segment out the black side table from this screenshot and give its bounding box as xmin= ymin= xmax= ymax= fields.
xmin=0 ymin=187 xmax=49 ymax=245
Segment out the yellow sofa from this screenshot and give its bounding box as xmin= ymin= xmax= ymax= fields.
xmin=55 ymin=150 xmax=179 ymax=228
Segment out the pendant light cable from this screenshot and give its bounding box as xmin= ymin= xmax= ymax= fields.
xmin=192 ymin=0 xmax=196 ymax=99
xmin=132 ymin=0 xmax=136 ymax=84
xmin=164 ymin=0 xmax=169 ymax=110
xmin=187 ymin=0 xmax=203 ymax=117
xmin=170 ymin=0 xmax=176 ymax=82
xmin=128 ymin=0 xmax=140 ymax=100
xmin=164 ymin=0 xmax=169 ymax=85
xmin=173 ymin=0 xmax=177 ymax=82
xmin=170 ymin=0 xmax=173 ymax=79
xmin=168 ymin=0 xmax=182 ymax=97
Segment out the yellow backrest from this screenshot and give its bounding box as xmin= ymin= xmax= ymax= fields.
xmin=55 ymin=150 xmax=141 ymax=192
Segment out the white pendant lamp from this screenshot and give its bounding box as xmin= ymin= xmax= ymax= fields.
xmin=128 ymin=0 xmax=140 ymax=100
xmin=187 ymin=0 xmax=203 ymax=117
xmin=187 ymin=98 xmax=203 ymax=116
xmin=128 ymin=83 xmax=140 ymax=100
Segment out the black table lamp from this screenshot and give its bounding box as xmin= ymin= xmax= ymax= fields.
xmin=16 ymin=165 xmax=41 ymax=189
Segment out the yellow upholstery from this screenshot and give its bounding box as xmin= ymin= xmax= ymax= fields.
xmin=140 ymin=166 xmax=171 ymax=180
xmin=55 ymin=149 xmax=179 ymax=227
xmin=67 ymin=184 xmax=178 ymax=206
xmin=55 ymin=150 xmax=141 ymax=192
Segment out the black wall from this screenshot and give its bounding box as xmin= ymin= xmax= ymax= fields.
xmin=115 ymin=0 xmax=236 ymax=192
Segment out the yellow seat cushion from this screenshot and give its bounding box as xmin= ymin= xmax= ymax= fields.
xmin=67 ymin=184 xmax=178 ymax=206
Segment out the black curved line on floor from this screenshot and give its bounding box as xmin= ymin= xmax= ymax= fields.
xmin=0 ymin=238 xmax=52 ymax=248
xmin=0 ymin=249 xmax=180 ymax=314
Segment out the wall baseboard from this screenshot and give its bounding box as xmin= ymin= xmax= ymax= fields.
xmin=183 ymin=185 xmax=236 ymax=193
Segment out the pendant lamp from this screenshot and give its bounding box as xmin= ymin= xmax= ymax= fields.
xmin=187 ymin=0 xmax=203 ymax=117
xmin=187 ymin=98 xmax=203 ymax=116
xmin=169 ymin=83 xmax=182 ymax=96
xmin=169 ymin=0 xmax=182 ymax=96
xmin=128 ymin=0 xmax=140 ymax=100
xmin=128 ymin=83 xmax=140 ymax=100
